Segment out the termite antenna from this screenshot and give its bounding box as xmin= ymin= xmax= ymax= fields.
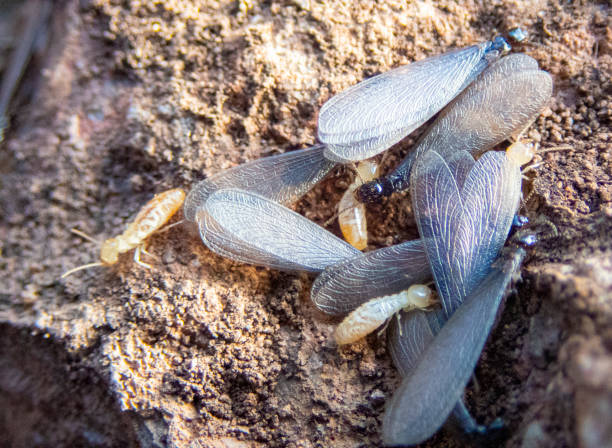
xmin=156 ymin=219 xmax=184 ymax=234
xmin=351 ymin=162 xmax=365 ymax=184
xmin=323 ymin=164 xmax=365 ymax=228
xmin=70 ymin=228 xmax=100 ymax=244
xmin=61 ymin=262 xmax=105 ymax=279
xmin=324 ymin=203 xmax=359 ymax=227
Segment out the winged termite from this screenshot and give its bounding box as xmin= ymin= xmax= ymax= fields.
xmin=356 ymin=53 xmax=553 ymax=203
xmin=61 ymin=188 xmax=186 ymax=277
xmin=318 ymin=37 xmax=511 ymax=163
xmin=383 ymin=246 xmax=527 ymax=446
xmin=195 ymin=188 xmax=360 ymax=272
xmin=381 ymin=148 xmax=525 ymax=445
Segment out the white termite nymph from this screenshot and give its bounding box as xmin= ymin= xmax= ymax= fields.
xmin=334 ymin=284 xmax=436 ymax=345
xmin=61 ymin=188 xmax=186 ymax=278
xmin=337 ymin=160 xmax=380 ymax=250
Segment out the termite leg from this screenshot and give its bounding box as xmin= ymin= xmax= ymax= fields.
xmin=133 ymin=246 xmax=153 ymax=269
xmin=396 ymin=313 xmax=403 ymax=337
xmin=139 ymin=245 xmax=159 ymax=260
xmin=521 ymin=162 xmax=543 ymax=176
xmin=377 ymin=316 xmax=394 ymax=338
xmin=471 ymin=374 xmax=481 ymax=394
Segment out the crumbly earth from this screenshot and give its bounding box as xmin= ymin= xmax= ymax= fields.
xmin=0 ymin=1 xmax=610 ymax=447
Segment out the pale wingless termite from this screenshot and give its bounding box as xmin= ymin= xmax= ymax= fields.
xmin=334 ymin=284 xmax=435 ymax=345
xmin=337 ymin=160 xmax=379 ymax=250
xmin=61 ymin=188 xmax=186 ymax=278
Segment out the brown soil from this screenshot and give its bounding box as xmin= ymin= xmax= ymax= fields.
xmin=1 ymin=1 xmax=610 ymax=447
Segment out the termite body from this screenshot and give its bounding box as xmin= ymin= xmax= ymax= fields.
xmin=62 ymin=188 xmax=185 ymax=277
xmin=334 ymin=284 xmax=435 ymax=345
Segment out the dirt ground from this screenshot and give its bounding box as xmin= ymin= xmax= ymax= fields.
xmin=0 ymin=0 xmax=610 ymax=447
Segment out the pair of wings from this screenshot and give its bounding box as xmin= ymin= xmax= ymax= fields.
xmin=384 ymin=248 xmax=525 ymax=445
xmin=183 ymin=144 xmax=336 ymax=222
xmin=385 ymin=53 xmax=553 ymax=192
xmin=318 ymin=39 xmax=505 ymax=162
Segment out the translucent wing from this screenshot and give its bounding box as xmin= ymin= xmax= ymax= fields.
xmin=388 ymin=309 xmax=442 ymax=375
xmin=319 ymin=39 xmax=508 ymax=162
xmin=411 ymin=149 xmax=522 ymax=317
xmin=386 ymin=54 xmax=553 ymax=192
xmin=310 ymin=240 xmax=430 ymax=316
xmin=184 ymin=144 xmax=336 ymax=221
xmin=388 ymin=310 xmax=486 ymax=436
xmin=382 ymin=248 xmax=525 ymax=446
xmin=196 ymin=188 xmax=360 ymax=272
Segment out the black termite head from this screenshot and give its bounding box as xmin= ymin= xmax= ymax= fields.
xmin=511 ymin=214 xmax=530 ymax=229
xmin=355 ymin=177 xmax=394 ymax=203
xmin=508 ymin=27 xmax=528 ymax=43
xmin=488 ymin=36 xmax=511 ymax=55
xmin=517 ymin=233 xmax=538 ymax=248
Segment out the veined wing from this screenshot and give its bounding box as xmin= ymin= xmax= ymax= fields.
xmin=197 ymin=188 xmax=360 ymax=272
xmin=387 ymin=309 xmax=443 ymax=375
xmin=385 ymin=53 xmax=553 ymax=192
xmin=319 ymin=39 xmax=507 ymax=162
xmin=311 ymin=240 xmax=430 ymax=316
xmin=382 ymin=248 xmax=525 ymax=446
xmin=184 ymin=144 xmax=336 ymax=221
xmin=431 ymin=54 xmax=553 ymax=161
xmin=411 ymin=149 xmax=521 ymax=317
xmin=387 ymin=310 xmax=487 ymax=437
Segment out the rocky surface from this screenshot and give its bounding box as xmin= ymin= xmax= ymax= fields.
xmin=0 ymin=0 xmax=610 ymax=447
